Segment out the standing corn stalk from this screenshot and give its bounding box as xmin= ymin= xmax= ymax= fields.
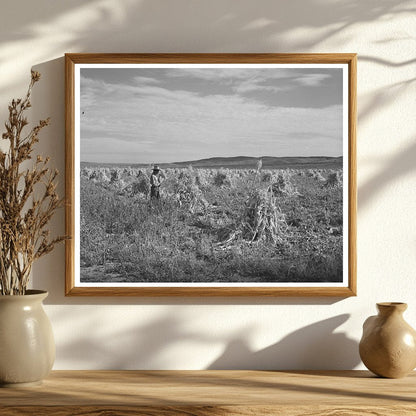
xmin=324 ymin=171 xmax=341 ymax=188
xmin=271 ymin=171 xmax=298 ymax=196
xmin=0 ymin=71 xmax=65 ymax=295
xmin=243 ymin=186 xmax=287 ymax=244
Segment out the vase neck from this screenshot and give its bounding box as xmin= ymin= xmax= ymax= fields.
xmin=377 ymin=302 xmax=407 ymax=317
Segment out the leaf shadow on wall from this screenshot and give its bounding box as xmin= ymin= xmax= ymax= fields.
xmin=207 ymin=314 xmax=360 ymax=370
xmin=57 ymin=0 xmax=413 ymax=53
xmin=356 ymin=54 xmax=416 ymax=210
xmin=53 ymin=309 xmax=359 ymax=370
xmin=0 ymin=0 xmax=413 ymax=96
xmin=358 ymin=138 xmax=416 ymax=210
xmin=54 ymin=312 xmax=215 ymax=369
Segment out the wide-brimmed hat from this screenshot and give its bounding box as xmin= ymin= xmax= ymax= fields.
xmin=153 ymin=165 xmax=160 ymax=171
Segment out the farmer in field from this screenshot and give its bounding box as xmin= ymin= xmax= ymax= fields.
xmin=150 ymin=165 xmax=165 ymax=199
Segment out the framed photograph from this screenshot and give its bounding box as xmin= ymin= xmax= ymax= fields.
xmin=65 ymin=53 xmax=356 ymax=296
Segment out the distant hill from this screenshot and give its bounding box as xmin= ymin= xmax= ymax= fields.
xmin=81 ymin=156 xmax=342 ymax=170
xmin=169 ymin=156 xmax=342 ymax=169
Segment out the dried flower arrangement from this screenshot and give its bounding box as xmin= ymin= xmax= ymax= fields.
xmin=0 ymin=71 xmax=65 ymax=295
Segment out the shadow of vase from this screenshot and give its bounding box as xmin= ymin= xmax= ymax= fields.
xmin=208 ymin=314 xmax=360 ymax=370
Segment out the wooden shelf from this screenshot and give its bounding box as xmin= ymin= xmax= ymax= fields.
xmin=1 ymin=370 xmax=415 ymax=415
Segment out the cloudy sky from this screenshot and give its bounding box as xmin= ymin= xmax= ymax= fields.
xmin=80 ymin=65 xmax=344 ymax=164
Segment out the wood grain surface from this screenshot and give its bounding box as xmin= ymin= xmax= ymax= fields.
xmin=1 ymin=370 xmax=415 ymax=415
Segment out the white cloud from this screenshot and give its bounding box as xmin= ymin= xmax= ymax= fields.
xmin=233 ymin=78 xmax=286 ymax=94
xmin=166 ymin=68 xmax=261 ymax=82
xmin=295 ymin=73 xmax=331 ymax=87
xmin=133 ymin=76 xmax=161 ymax=85
xmin=166 ymin=68 xmax=333 ymax=95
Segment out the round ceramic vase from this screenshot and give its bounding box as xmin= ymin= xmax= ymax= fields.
xmin=359 ymin=302 xmax=416 ymax=378
xmin=0 ymin=290 xmax=55 ymax=387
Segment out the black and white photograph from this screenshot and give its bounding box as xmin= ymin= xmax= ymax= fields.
xmin=66 ymin=54 xmax=356 ymax=295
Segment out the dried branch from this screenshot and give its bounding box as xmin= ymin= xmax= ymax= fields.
xmin=0 ymin=71 xmax=66 ymax=295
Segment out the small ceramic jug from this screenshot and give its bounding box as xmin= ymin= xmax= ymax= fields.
xmin=359 ymin=302 xmax=416 ymax=378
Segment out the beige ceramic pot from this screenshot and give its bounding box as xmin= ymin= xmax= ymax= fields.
xmin=0 ymin=290 xmax=55 ymax=387
xmin=359 ymin=302 xmax=416 ymax=378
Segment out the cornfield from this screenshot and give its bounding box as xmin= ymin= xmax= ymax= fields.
xmin=80 ymin=166 xmax=343 ymax=283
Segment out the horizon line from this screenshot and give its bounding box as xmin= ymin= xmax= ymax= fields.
xmin=80 ymin=155 xmax=343 ymax=165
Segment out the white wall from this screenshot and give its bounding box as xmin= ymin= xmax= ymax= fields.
xmin=1 ymin=0 xmax=415 ymax=370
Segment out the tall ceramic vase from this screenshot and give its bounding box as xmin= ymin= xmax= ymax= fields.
xmin=359 ymin=302 xmax=416 ymax=378
xmin=0 ymin=290 xmax=55 ymax=387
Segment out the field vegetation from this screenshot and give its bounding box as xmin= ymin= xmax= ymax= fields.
xmin=80 ymin=164 xmax=343 ymax=283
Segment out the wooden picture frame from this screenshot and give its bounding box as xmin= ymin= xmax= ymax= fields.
xmin=65 ymin=53 xmax=356 ymax=296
